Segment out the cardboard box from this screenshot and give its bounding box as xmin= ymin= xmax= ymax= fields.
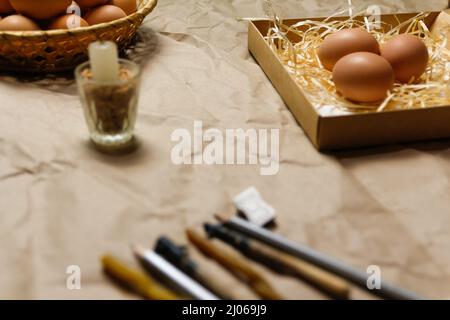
xmin=248 ymin=11 xmax=450 ymax=150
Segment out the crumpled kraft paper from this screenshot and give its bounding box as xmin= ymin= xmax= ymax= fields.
xmin=0 ymin=0 xmax=449 ymax=299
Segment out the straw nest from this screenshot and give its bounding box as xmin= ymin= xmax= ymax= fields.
xmin=267 ymin=11 xmax=450 ymax=113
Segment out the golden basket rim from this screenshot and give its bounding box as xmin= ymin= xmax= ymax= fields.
xmin=0 ymin=0 xmax=158 ymax=39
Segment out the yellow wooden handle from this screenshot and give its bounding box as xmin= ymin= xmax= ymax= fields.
xmin=102 ymin=254 xmax=179 ymax=300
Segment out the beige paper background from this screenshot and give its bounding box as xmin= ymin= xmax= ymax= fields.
xmin=0 ymin=0 xmax=449 ymax=299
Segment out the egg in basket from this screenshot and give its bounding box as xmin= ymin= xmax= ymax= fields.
xmin=0 ymin=0 xmax=157 ymax=72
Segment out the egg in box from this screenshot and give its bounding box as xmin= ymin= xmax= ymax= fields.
xmin=0 ymin=0 xmax=138 ymax=31
xmin=381 ymin=34 xmax=429 ymax=84
xmin=318 ymin=28 xmax=380 ymax=71
xmin=332 ymin=52 xmax=395 ymax=103
xmin=318 ymin=25 xmax=430 ymax=103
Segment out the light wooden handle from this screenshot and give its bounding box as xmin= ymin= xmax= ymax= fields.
xmin=186 ymin=229 xmax=284 ymax=300
xmin=195 ymin=265 xmax=246 ymax=300
xmin=252 ymin=243 xmax=350 ymax=299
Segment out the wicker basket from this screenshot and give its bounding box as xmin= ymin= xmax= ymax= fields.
xmin=0 ymin=0 xmax=157 ymax=73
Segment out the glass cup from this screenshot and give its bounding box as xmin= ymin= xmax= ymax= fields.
xmin=75 ymin=59 xmax=142 ymax=149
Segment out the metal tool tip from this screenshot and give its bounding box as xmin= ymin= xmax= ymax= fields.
xmin=214 ymin=212 xmax=231 ymax=222
xmin=131 ymin=243 xmax=147 ymax=257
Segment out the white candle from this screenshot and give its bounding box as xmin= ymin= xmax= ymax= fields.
xmin=88 ymin=41 xmax=120 ymax=82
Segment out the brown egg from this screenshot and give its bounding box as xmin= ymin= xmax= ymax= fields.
xmin=48 ymin=14 xmax=89 ymax=30
xmin=84 ymin=5 xmax=126 ymax=25
xmin=0 ymin=0 xmax=14 ymax=14
xmin=110 ymin=0 xmax=137 ymax=15
xmin=318 ymin=28 xmax=380 ymax=71
xmin=381 ymin=34 xmax=429 ymax=83
xmin=333 ymin=52 xmax=395 ymax=103
xmin=77 ymin=0 xmax=108 ymax=8
xmin=10 ymin=0 xmax=72 ymax=20
xmin=0 ymin=14 xmax=40 ymax=31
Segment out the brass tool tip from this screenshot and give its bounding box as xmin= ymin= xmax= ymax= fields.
xmin=214 ymin=212 xmax=231 ymax=223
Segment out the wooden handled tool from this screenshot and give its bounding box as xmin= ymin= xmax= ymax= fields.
xmin=252 ymin=240 xmax=350 ymax=299
xmin=186 ymin=228 xmax=284 ymax=300
xmin=155 ymin=236 xmax=244 ymax=299
xmin=205 ymin=223 xmax=349 ymax=299
xmin=216 ymin=213 xmax=423 ymax=300
xmin=193 ymin=263 xmax=241 ymax=300
xmin=133 ymin=245 xmax=219 ymax=300
xmin=101 ymin=254 xmax=179 ymax=300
